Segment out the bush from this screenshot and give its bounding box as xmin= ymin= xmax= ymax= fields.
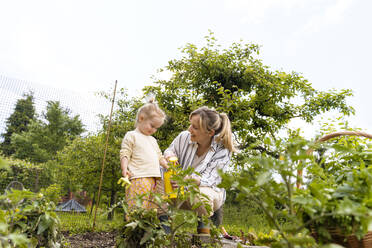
xmin=0 ymin=189 xmax=65 ymax=247
xmin=0 ymin=158 xmax=52 ymax=193
xmin=40 ymin=183 xmax=63 ymax=204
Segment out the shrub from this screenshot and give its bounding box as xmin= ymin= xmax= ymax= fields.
xmin=0 ymin=158 xmax=52 ymax=193
xmin=0 ymin=189 xmax=64 ymax=247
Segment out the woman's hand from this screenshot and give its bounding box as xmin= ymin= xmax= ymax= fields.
xmin=185 ymin=175 xmax=201 ymax=186
xmin=165 ymin=154 xmax=179 ymax=164
xmin=170 ymin=180 xmax=178 ymax=189
xmin=171 ymin=175 xmax=201 ymax=188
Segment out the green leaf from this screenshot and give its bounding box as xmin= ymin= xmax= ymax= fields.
xmin=140 ymin=228 xmax=153 ymax=245
xmin=37 ymin=213 xmax=52 ymax=235
xmin=125 ymin=221 xmax=139 ymax=229
xmin=257 ymin=172 xmax=271 ymax=186
xmin=321 ymin=244 xmax=345 ymax=248
xmin=7 ymin=233 xmax=29 ymax=247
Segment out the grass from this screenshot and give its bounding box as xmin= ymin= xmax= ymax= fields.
xmin=223 ymin=203 xmax=271 ymax=236
xmin=58 ymin=202 xmax=271 ymax=236
xmin=57 ymin=203 xmax=279 ymax=246
xmin=57 ymin=210 xmax=124 ymax=234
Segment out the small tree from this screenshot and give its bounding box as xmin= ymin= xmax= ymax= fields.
xmin=1 ymin=92 xmax=35 ymax=156
xmin=144 ymin=32 xmax=354 ymax=162
xmin=11 ymin=101 xmax=84 ymax=163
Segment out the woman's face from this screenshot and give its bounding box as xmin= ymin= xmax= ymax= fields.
xmin=188 ymin=114 xmax=213 ymax=143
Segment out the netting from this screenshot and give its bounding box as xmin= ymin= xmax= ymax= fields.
xmin=0 ymin=75 xmax=110 ymax=137
xmin=0 ymin=75 xmax=115 ymax=228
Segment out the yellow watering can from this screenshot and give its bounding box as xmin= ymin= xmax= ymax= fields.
xmin=164 ymin=156 xmax=184 ymax=199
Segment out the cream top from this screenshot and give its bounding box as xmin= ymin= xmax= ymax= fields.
xmin=120 ymin=129 xmax=164 ymax=179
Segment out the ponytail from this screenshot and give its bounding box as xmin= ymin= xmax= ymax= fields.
xmin=216 ymin=113 xmax=238 ymax=153
xmin=135 ymin=96 xmax=166 ymax=127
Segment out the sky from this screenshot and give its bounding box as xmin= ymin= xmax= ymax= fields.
xmin=0 ymin=0 xmax=371 ymax=138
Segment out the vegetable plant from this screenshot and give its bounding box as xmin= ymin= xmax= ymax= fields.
xmin=0 ymin=189 xmax=64 ymax=247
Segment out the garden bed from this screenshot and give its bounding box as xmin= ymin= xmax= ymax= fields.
xmin=63 ymin=231 xmax=268 ymax=248
xmin=63 ymin=231 xmax=117 ymax=248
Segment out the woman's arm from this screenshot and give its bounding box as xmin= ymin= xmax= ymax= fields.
xmin=194 ymin=148 xmax=232 ymax=188
xmin=164 ymin=131 xmax=187 ymax=159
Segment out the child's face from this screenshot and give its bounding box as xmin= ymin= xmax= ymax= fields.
xmin=138 ymin=115 xmax=164 ymax=136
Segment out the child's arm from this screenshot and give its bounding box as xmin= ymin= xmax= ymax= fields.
xmin=120 ymin=132 xmax=134 ymax=178
xmin=120 ymin=157 xmax=130 ymax=178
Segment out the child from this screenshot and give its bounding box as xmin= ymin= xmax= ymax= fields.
xmin=120 ymin=99 xmax=168 ymax=210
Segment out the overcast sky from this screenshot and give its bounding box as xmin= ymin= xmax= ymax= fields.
xmin=1 ymin=0 xmax=371 ymax=137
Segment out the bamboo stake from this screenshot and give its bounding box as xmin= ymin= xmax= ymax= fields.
xmin=92 ymin=80 xmax=117 ymax=230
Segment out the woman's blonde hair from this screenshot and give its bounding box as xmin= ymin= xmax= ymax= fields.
xmin=190 ymin=106 xmax=237 ymax=153
xmin=135 ymin=98 xmax=166 ymax=127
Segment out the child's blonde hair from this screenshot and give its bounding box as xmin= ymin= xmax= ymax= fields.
xmin=190 ymin=106 xmax=237 ymax=153
xmin=135 ymin=98 xmax=166 ymax=127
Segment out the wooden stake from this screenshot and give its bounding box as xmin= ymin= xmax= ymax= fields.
xmin=92 ymin=80 xmax=117 ymax=230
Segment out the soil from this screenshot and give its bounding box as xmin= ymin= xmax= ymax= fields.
xmin=62 ymin=231 xmax=254 ymax=248
xmin=63 ymin=231 xmax=117 ymax=248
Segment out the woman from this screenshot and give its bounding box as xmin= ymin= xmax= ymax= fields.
xmin=163 ymin=106 xmax=237 ymax=234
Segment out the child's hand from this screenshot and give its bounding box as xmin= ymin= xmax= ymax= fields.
xmin=167 ymin=156 xmax=178 ymax=164
xmin=160 ymin=157 xmax=169 ymax=170
xmin=118 ymin=177 xmax=131 ymax=187
xmin=122 ymin=169 xmax=133 ymax=178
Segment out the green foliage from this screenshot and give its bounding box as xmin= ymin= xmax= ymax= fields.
xmin=55 ymin=132 xmax=123 ymax=214
xmin=298 ymin=137 xmax=372 ymax=243
xmin=116 ymin=208 xmax=167 ymax=248
xmin=223 ymin=203 xmax=270 ymax=234
xmin=0 ymin=157 xmax=52 ymax=193
xmin=221 ymin=133 xmax=372 ymax=247
xmin=0 ymin=189 xmax=64 ymax=247
xmin=1 ymin=92 xmax=36 ymax=156
xmin=0 ymin=221 xmax=30 ymax=248
xmin=221 ymin=136 xmax=317 ymax=248
xmin=40 ymin=184 xmax=63 ymax=205
xmin=144 ymin=31 xmax=354 ymax=161
xmin=58 ymin=211 xmax=123 ymax=234
xmin=0 ymin=157 xmax=8 ymax=171
xmin=11 ymin=101 xmax=84 ymax=163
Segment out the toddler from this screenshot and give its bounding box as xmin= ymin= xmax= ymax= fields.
xmin=120 ymin=99 xmax=168 ymax=210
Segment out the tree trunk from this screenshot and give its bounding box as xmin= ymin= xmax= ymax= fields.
xmin=107 ymin=162 xmax=117 ymax=220
xmin=34 ymin=168 xmax=39 ymax=192
xmin=90 ymin=192 xmax=96 ymax=218
xmin=107 ymin=186 xmax=116 ymax=220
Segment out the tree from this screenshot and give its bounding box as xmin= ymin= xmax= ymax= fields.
xmin=144 ymin=32 xmax=354 ymax=161
xmin=11 ymin=101 xmax=84 ymax=163
xmin=1 ymin=92 xmax=35 ymax=156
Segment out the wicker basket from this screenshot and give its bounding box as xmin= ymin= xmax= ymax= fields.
xmin=300 ymin=131 xmax=372 ymax=248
